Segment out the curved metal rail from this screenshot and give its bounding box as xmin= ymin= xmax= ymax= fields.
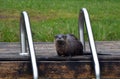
xmin=79 ymin=8 xmax=100 ymax=79
xmin=20 ymin=11 xmax=38 ymax=79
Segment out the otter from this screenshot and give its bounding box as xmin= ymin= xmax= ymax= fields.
xmin=54 ymin=34 xmax=83 ymax=56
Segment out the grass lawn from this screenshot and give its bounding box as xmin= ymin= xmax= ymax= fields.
xmin=0 ymin=0 xmax=120 ymax=42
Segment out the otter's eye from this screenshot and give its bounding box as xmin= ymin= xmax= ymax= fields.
xmin=63 ymin=35 xmax=66 ymax=39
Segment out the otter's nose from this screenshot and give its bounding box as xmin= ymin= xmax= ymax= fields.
xmin=58 ymin=37 xmax=62 ymax=39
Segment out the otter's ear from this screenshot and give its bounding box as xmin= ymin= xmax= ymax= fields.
xmin=54 ymin=35 xmax=58 ymax=38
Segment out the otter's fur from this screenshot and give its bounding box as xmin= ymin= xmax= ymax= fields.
xmin=54 ymin=34 xmax=83 ymax=56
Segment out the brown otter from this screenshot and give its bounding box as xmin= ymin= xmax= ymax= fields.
xmin=54 ymin=34 xmax=83 ymax=56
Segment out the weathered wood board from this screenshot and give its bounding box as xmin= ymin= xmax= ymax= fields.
xmin=0 ymin=41 xmax=120 ymax=78
xmin=0 ymin=60 xmax=120 ymax=78
xmin=1 ymin=41 xmax=120 ymax=55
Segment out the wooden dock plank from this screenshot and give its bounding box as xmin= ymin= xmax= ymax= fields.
xmin=0 ymin=41 xmax=120 ymax=61
xmin=0 ymin=41 xmax=120 ymax=55
xmin=0 ymin=61 xmax=120 ymax=78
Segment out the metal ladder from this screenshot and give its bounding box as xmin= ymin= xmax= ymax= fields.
xmin=79 ymin=8 xmax=100 ymax=79
xmin=19 ymin=11 xmax=39 ymax=79
xmin=18 ymin=8 xmax=99 ymax=79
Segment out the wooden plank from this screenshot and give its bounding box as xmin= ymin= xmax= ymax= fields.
xmin=0 ymin=41 xmax=120 ymax=55
xmin=0 ymin=61 xmax=120 ymax=78
xmin=0 ymin=52 xmax=120 ymax=61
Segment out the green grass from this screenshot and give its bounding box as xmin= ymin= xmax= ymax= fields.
xmin=0 ymin=0 xmax=120 ymax=42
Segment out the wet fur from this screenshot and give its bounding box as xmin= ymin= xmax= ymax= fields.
xmin=54 ymin=34 xmax=83 ymax=56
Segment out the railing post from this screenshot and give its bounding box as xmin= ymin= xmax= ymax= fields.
xmin=20 ymin=13 xmax=28 ymax=55
xmin=79 ymin=11 xmax=85 ymax=51
xmin=79 ymin=8 xmax=100 ymax=79
xmin=20 ymin=11 xmax=39 ymax=79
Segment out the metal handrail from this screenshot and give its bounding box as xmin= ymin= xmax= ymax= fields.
xmin=20 ymin=11 xmax=38 ymax=79
xmin=79 ymin=8 xmax=100 ymax=79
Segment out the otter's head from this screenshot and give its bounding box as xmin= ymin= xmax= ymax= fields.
xmin=54 ymin=34 xmax=66 ymax=46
